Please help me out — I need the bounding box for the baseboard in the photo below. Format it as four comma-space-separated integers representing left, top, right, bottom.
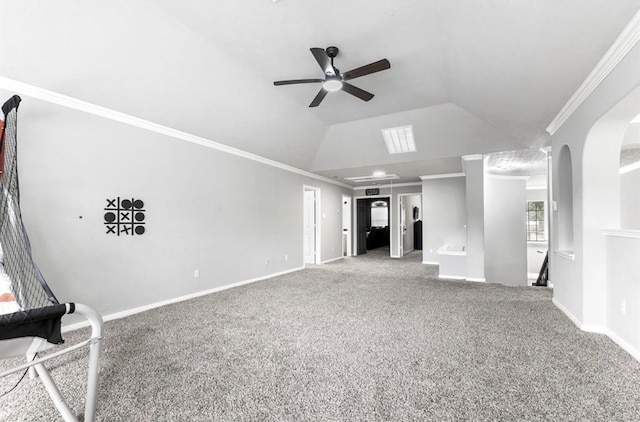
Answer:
423, 261, 439, 265
438, 274, 466, 280
527, 272, 538, 279
466, 277, 486, 283
320, 256, 344, 264
552, 298, 639, 362
605, 329, 640, 363
62, 266, 305, 332
552, 298, 584, 330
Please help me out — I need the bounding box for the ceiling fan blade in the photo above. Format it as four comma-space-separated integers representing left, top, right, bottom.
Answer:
342, 59, 390, 81
342, 82, 374, 102
310, 48, 333, 75
274, 78, 324, 86
309, 88, 328, 107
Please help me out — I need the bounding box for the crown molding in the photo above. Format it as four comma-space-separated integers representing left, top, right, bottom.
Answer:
420, 172, 465, 180
0, 76, 352, 189
352, 181, 422, 190
546, 10, 640, 135
461, 154, 483, 161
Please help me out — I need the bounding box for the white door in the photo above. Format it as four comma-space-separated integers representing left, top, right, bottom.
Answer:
342, 195, 351, 256
303, 190, 316, 264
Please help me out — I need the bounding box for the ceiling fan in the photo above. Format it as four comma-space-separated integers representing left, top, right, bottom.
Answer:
273, 46, 391, 107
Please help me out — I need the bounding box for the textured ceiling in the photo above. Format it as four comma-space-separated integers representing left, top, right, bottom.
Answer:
1, 1, 639, 186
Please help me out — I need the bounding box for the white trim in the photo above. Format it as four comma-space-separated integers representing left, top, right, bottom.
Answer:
461, 154, 483, 161
437, 250, 466, 256
620, 161, 640, 174
602, 229, 640, 239
551, 299, 640, 362
0, 76, 351, 189
397, 192, 423, 259
546, 10, 640, 135
552, 297, 584, 330
438, 274, 467, 280
353, 181, 422, 190
466, 277, 486, 282
606, 329, 640, 363
320, 256, 343, 264
551, 297, 605, 334
437, 245, 466, 256
423, 261, 439, 265
554, 249, 575, 261
63, 266, 305, 332
526, 185, 547, 190
420, 172, 465, 180
527, 272, 539, 279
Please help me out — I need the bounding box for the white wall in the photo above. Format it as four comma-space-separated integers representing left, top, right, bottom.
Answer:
421, 176, 466, 264
484, 176, 527, 286
353, 184, 422, 258
620, 168, 640, 229
4, 92, 350, 320
464, 158, 485, 280
550, 26, 640, 347
605, 232, 640, 360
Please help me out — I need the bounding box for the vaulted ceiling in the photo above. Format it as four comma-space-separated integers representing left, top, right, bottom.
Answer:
1, 1, 639, 185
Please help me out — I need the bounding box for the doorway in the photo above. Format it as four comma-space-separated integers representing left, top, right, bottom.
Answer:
398, 194, 422, 257
303, 186, 321, 265
355, 197, 391, 256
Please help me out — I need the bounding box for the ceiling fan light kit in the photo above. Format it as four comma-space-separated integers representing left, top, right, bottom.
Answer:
274, 46, 391, 107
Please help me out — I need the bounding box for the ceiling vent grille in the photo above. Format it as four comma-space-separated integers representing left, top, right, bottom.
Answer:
382, 125, 416, 154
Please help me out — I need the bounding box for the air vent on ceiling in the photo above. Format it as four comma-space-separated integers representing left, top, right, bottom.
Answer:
382, 125, 416, 154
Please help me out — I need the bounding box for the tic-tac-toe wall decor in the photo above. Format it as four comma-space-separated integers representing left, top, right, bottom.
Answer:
104, 197, 146, 236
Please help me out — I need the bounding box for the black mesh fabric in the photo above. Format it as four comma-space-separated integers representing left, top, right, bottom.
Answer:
0, 304, 67, 344
0, 95, 65, 344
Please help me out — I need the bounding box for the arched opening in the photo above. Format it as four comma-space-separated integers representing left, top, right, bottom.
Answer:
580, 83, 640, 338
619, 118, 640, 229
556, 145, 574, 254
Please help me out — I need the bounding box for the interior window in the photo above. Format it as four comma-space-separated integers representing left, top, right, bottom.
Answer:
526, 201, 546, 241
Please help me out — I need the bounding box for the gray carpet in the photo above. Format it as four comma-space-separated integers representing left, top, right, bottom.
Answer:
1, 248, 640, 421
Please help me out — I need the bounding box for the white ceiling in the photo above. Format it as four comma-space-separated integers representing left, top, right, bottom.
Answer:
1, 0, 639, 185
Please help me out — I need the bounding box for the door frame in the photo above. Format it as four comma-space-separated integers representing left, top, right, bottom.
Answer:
342, 195, 352, 257
397, 193, 422, 258
303, 185, 321, 265
353, 195, 391, 257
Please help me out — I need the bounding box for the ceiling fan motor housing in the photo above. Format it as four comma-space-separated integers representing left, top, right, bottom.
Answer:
325, 46, 339, 58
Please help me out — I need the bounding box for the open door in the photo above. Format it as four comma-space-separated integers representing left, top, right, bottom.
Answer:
342, 195, 352, 256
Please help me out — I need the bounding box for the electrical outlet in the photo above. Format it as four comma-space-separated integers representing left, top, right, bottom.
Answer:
265, 257, 270, 265
194, 269, 200, 279
621, 300, 626, 315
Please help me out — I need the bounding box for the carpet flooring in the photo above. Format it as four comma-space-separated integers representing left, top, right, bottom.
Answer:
1, 248, 639, 421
